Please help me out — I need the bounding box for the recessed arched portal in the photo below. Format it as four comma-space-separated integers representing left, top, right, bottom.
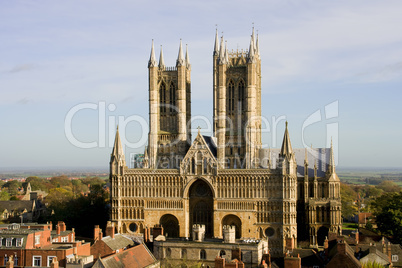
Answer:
222, 214, 242, 239
189, 179, 214, 238
317, 226, 329, 246
160, 214, 179, 238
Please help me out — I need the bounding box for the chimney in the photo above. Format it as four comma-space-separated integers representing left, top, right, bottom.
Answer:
355, 230, 359, 244
337, 240, 346, 255
50, 257, 59, 268
232, 248, 241, 261
286, 237, 294, 251
215, 256, 225, 268
284, 254, 301, 268
6, 256, 14, 268
261, 251, 271, 268
60, 222, 66, 232
144, 227, 148, 242
106, 221, 115, 239
324, 236, 329, 258
260, 260, 268, 268
56, 224, 61, 235
94, 225, 102, 241
387, 242, 392, 263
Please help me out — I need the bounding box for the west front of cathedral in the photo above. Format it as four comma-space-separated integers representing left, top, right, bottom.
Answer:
109, 29, 342, 257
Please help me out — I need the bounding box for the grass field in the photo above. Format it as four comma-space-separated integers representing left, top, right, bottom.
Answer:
343, 222, 358, 230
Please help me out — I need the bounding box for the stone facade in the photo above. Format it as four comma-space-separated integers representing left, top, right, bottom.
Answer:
109, 29, 342, 257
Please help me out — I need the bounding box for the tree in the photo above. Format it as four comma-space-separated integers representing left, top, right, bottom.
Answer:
340, 183, 358, 219
372, 191, 402, 244
377, 180, 400, 193
0, 190, 9, 201
25, 176, 50, 192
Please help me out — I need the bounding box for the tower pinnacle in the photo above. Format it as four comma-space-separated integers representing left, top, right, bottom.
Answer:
158, 45, 165, 69
176, 39, 185, 67
185, 44, 191, 68
214, 28, 219, 56
148, 40, 157, 68
218, 36, 225, 64
280, 121, 293, 158
328, 138, 336, 174
248, 34, 255, 63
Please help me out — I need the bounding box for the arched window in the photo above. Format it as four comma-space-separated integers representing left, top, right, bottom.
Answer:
228, 80, 235, 112
322, 184, 325, 198
238, 80, 245, 111
219, 250, 226, 257
200, 249, 206, 260
160, 82, 166, 114
181, 249, 187, 259
166, 248, 171, 258
169, 82, 176, 114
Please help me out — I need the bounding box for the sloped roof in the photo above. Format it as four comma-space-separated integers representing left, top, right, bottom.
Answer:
260, 148, 330, 177
202, 135, 217, 158
292, 248, 324, 267
101, 234, 134, 251
0, 200, 35, 213
93, 243, 158, 268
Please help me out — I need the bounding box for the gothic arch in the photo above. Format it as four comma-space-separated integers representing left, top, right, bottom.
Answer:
160, 214, 180, 238
188, 179, 214, 238
222, 214, 242, 239
317, 226, 329, 246
183, 177, 215, 198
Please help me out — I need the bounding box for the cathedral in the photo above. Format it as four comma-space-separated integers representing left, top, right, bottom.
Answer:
109, 29, 342, 257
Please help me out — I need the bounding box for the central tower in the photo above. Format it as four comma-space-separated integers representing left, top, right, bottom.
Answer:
213, 29, 262, 169
147, 40, 192, 169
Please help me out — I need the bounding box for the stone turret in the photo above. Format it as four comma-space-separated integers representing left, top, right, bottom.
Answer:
223, 225, 236, 243
192, 224, 205, 242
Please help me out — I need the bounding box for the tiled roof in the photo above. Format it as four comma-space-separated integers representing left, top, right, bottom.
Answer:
102, 234, 134, 251
0, 200, 35, 213
94, 243, 158, 268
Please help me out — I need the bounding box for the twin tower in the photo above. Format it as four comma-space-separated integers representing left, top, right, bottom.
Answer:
146, 29, 262, 169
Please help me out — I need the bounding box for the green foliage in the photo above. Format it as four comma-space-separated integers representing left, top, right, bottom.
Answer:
0, 190, 10, 201
9, 196, 19, 201
377, 180, 400, 193
43, 185, 109, 238
362, 261, 386, 268
372, 191, 402, 244
341, 183, 358, 219
50, 175, 71, 188
25, 176, 51, 192
3, 180, 22, 195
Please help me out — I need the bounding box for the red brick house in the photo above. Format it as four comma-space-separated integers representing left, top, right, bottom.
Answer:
90, 222, 134, 260
0, 221, 91, 267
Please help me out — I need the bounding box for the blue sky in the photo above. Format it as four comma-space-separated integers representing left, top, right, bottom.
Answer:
1, 0, 401, 169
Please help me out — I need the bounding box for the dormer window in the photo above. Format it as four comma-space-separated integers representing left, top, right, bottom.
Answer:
16, 238, 23, 247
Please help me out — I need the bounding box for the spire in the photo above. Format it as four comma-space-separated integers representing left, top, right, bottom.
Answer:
224, 41, 229, 65
251, 26, 256, 50
248, 34, 255, 63
185, 44, 190, 68
148, 40, 157, 68
304, 148, 309, 165
280, 121, 293, 158
176, 39, 185, 67
219, 36, 225, 64
158, 45, 165, 69
255, 33, 260, 57
214, 28, 219, 56
111, 126, 124, 159
268, 148, 271, 169
328, 138, 336, 174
